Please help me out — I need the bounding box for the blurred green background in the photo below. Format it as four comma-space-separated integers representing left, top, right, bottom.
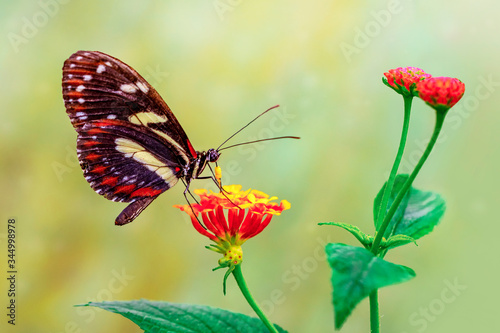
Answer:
0, 0, 497, 332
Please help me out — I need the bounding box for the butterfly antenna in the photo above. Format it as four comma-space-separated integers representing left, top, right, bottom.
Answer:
217, 105, 280, 151
218, 136, 300, 151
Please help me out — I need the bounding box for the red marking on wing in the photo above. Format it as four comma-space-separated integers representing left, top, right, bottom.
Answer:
66, 91, 83, 99
101, 176, 119, 187
93, 120, 120, 127
83, 140, 100, 147
174, 167, 181, 173
66, 68, 92, 75
72, 105, 85, 113
85, 153, 101, 161
115, 184, 136, 194
87, 128, 107, 135
130, 187, 163, 198
92, 165, 108, 174
65, 79, 84, 85
187, 140, 197, 158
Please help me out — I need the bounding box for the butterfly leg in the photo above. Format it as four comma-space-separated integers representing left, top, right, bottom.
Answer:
196, 173, 242, 210
181, 179, 207, 229
181, 178, 200, 204
207, 163, 225, 192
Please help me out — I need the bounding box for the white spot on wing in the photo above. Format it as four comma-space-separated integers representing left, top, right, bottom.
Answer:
76, 112, 87, 120
76, 56, 83, 60
120, 84, 137, 94
70, 64, 76, 68
76, 85, 85, 92
68, 74, 73, 79
78, 98, 85, 104
96, 64, 105, 73
83, 75, 92, 81
107, 114, 117, 119
105, 61, 112, 66
136, 81, 149, 93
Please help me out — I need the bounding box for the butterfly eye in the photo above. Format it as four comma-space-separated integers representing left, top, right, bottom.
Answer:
207, 149, 221, 163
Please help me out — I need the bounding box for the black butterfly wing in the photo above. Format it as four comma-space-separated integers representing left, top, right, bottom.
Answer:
77, 119, 185, 225
62, 50, 198, 160
62, 51, 196, 225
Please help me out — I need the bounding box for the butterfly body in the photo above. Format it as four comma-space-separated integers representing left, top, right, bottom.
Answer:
62, 51, 219, 225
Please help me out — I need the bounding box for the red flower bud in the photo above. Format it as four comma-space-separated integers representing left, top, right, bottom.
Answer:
416, 77, 465, 112
383, 67, 431, 96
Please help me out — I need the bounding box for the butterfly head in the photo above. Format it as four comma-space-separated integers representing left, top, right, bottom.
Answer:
206, 148, 221, 163
188, 148, 221, 181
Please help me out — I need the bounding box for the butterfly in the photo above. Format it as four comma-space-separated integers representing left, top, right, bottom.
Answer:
61, 51, 223, 225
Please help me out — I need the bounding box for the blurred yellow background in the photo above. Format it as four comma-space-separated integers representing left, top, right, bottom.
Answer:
0, 1, 497, 332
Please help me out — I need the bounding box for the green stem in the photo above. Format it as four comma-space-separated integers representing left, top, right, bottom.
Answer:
232, 265, 279, 333
371, 110, 447, 254
373, 96, 413, 253
369, 290, 380, 333
369, 97, 412, 333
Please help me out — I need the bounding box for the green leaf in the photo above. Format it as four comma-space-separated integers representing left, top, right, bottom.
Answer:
319, 222, 373, 248
381, 234, 417, 250
374, 174, 411, 233
79, 299, 287, 333
325, 243, 415, 329
374, 174, 446, 244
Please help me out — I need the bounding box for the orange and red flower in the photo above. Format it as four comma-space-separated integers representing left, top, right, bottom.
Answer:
174, 184, 290, 266
416, 76, 465, 112
383, 67, 431, 97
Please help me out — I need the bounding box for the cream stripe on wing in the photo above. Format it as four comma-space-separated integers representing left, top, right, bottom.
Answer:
127, 112, 190, 164
115, 138, 179, 185
129, 112, 168, 126
151, 129, 189, 164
